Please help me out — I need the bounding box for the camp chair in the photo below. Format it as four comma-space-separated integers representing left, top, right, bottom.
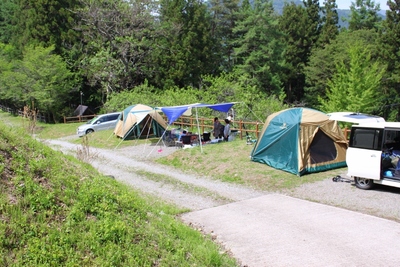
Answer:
201, 132, 211, 142
181, 135, 192, 145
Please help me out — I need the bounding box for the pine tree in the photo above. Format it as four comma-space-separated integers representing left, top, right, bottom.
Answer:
319, 43, 385, 113
232, 0, 285, 95
347, 0, 382, 31
379, 0, 400, 119
154, 0, 216, 89
279, 0, 321, 103
318, 0, 339, 47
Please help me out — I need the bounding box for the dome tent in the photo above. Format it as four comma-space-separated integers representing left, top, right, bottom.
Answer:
250, 108, 348, 176
114, 104, 167, 139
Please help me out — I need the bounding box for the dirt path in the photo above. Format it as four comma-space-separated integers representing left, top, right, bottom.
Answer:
44, 138, 265, 210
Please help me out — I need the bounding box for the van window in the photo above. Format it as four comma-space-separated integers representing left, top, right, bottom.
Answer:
350, 128, 382, 150
383, 130, 400, 150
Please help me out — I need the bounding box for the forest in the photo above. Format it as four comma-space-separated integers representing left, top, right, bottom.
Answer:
0, 0, 400, 122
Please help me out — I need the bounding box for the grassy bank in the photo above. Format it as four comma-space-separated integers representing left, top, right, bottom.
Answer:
0, 117, 238, 266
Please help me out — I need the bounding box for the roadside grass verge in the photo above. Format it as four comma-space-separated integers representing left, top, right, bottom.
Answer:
0, 120, 238, 266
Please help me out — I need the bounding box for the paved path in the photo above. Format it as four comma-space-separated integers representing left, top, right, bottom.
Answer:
181, 194, 400, 267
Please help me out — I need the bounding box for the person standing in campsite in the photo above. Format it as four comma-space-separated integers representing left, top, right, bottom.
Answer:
224, 118, 231, 142
213, 117, 222, 139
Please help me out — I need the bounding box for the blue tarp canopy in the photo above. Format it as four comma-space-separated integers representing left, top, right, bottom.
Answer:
160, 103, 236, 125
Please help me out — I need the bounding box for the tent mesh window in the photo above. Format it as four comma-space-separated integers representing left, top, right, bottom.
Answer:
309, 129, 337, 164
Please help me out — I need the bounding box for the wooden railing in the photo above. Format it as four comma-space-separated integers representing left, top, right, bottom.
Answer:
166, 116, 262, 140
168, 116, 351, 141
63, 114, 96, 123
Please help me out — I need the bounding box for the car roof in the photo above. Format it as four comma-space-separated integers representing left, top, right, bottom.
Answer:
352, 122, 400, 129
327, 112, 385, 124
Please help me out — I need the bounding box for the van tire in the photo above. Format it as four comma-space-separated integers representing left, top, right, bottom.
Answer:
354, 177, 374, 190
86, 129, 94, 135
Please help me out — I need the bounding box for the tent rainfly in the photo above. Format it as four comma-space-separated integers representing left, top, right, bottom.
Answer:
114, 104, 168, 139
250, 107, 348, 176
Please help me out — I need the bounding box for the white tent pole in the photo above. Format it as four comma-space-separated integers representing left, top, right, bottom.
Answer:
114, 124, 137, 150
195, 107, 203, 153
147, 125, 170, 158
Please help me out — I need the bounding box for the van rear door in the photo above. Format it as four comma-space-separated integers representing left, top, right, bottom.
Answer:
347, 127, 383, 180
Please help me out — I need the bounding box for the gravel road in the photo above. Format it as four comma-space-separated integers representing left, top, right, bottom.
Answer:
43, 137, 400, 221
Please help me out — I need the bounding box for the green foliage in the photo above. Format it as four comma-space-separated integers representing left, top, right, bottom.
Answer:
0, 0, 19, 44
279, 0, 321, 102
12, 0, 82, 54
0, 45, 77, 121
208, 0, 241, 72
318, 0, 340, 47
379, 1, 400, 120
305, 29, 383, 108
347, 0, 382, 31
232, 0, 285, 95
0, 119, 238, 266
319, 43, 385, 113
105, 71, 288, 123
154, 0, 217, 89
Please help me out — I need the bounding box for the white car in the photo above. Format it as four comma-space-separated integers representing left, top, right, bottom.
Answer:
347, 122, 400, 190
76, 112, 120, 137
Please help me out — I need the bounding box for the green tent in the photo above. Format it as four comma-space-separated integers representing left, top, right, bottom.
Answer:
250, 108, 348, 176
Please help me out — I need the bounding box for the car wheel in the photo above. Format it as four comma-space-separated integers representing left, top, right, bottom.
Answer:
354, 177, 374, 190
86, 129, 94, 135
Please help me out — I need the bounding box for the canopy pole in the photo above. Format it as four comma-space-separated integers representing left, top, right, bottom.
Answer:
147, 125, 170, 158
114, 124, 137, 150
242, 102, 263, 123
195, 107, 203, 153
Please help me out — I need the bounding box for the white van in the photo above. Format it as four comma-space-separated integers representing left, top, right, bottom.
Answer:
76, 112, 120, 137
347, 122, 400, 190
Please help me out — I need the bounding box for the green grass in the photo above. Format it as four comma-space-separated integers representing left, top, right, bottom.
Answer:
0, 114, 238, 266
155, 138, 347, 192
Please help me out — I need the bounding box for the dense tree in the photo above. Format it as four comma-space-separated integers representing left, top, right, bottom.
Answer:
12, 0, 81, 54
153, 0, 216, 89
318, 0, 339, 47
232, 0, 285, 95
279, 0, 321, 103
0, 45, 76, 121
347, 0, 382, 31
75, 0, 158, 103
208, 0, 241, 72
305, 29, 383, 108
319, 43, 385, 114
379, 0, 400, 120
0, 0, 18, 44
